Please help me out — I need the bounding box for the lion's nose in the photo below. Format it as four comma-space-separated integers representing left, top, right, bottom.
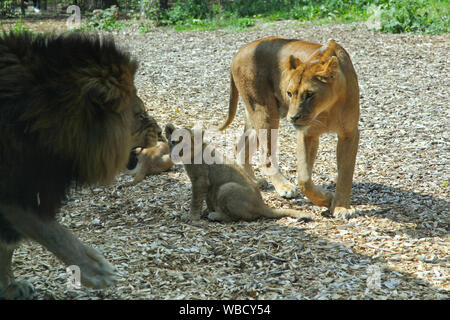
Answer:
290, 114, 301, 122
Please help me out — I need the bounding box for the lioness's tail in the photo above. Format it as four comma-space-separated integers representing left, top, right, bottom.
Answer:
260, 206, 314, 221
219, 71, 239, 131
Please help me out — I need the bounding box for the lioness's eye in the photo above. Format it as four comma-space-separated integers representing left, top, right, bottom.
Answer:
287, 91, 292, 98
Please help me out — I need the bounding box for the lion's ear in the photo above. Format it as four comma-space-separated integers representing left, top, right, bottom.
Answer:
285, 55, 302, 70
83, 80, 125, 114
315, 56, 338, 83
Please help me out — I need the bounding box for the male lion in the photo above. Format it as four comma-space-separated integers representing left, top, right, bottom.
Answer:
0, 32, 161, 299
219, 37, 360, 219
165, 124, 313, 223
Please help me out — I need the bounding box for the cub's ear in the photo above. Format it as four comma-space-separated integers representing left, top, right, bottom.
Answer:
285, 55, 302, 70
315, 56, 338, 83
164, 123, 176, 140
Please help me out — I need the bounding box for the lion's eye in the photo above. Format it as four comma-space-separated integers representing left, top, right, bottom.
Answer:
287, 91, 292, 98
305, 91, 314, 99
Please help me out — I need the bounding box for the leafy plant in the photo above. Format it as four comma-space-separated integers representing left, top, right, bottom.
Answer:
13, 19, 29, 33
376, 0, 449, 34
138, 0, 448, 34
83, 6, 128, 31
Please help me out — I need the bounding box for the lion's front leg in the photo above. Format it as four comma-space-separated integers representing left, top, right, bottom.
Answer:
0, 204, 115, 290
0, 244, 35, 300
331, 129, 359, 219
296, 130, 333, 207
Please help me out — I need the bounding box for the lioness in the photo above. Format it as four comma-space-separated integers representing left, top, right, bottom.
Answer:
219, 37, 360, 219
165, 124, 313, 223
126, 140, 174, 186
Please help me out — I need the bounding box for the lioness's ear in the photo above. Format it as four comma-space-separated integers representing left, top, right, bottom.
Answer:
315, 56, 338, 83
285, 55, 302, 70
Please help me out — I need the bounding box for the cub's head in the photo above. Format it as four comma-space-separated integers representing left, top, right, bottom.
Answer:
164, 123, 194, 152
284, 40, 342, 128
165, 124, 206, 165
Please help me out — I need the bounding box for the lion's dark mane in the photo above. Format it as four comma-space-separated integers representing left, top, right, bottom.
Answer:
0, 32, 137, 243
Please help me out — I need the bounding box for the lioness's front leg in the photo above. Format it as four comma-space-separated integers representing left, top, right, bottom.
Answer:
0, 204, 115, 289
296, 130, 333, 207
331, 130, 359, 219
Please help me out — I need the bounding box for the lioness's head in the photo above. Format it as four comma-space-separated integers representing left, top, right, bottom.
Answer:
284, 40, 342, 128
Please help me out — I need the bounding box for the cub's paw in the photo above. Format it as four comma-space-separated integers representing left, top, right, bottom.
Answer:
207, 211, 232, 223
181, 213, 201, 222
78, 246, 116, 289
332, 207, 357, 220
274, 183, 298, 199
0, 280, 35, 300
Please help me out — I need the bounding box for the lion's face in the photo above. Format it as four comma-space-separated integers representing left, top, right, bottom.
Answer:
284, 53, 340, 129
128, 95, 161, 151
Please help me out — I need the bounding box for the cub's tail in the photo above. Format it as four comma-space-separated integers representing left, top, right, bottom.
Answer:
260, 206, 314, 222
219, 71, 239, 131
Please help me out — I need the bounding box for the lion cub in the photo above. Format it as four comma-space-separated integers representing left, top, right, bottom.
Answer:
126, 140, 173, 186
165, 124, 313, 223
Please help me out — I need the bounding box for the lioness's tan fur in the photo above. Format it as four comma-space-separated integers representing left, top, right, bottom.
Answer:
127, 141, 174, 186
220, 37, 360, 219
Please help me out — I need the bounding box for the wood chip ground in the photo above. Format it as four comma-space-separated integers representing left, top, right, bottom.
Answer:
3, 19, 448, 300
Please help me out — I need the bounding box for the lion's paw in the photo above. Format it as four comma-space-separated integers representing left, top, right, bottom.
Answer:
0, 280, 35, 300
78, 246, 116, 289
275, 183, 298, 199
333, 207, 357, 220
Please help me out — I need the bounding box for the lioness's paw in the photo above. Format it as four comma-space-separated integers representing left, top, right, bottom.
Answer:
0, 280, 35, 300
333, 207, 357, 220
79, 246, 116, 289
275, 183, 298, 199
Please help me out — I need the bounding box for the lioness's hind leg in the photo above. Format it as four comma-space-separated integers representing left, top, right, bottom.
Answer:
240, 101, 297, 198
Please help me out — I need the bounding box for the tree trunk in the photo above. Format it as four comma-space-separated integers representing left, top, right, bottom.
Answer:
159, 0, 168, 10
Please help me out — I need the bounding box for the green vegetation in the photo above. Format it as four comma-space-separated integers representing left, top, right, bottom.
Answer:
82, 6, 129, 31
12, 18, 29, 33
138, 0, 448, 34
1, 0, 447, 34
